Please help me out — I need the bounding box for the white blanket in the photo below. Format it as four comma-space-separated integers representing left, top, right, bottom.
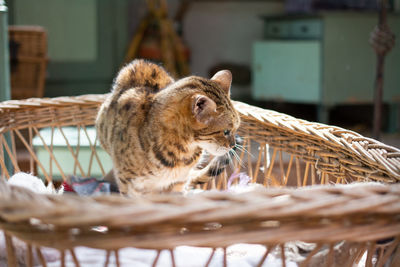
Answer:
0, 234, 296, 267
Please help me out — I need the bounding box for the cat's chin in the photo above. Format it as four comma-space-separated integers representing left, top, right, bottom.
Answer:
208, 147, 230, 157
197, 142, 229, 156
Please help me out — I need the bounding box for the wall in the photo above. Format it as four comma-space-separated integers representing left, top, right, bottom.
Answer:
7, 0, 284, 98
7, 0, 130, 97
183, 1, 284, 98
184, 1, 283, 77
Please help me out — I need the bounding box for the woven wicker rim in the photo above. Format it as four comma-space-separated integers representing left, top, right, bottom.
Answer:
1, 94, 399, 183
0, 94, 399, 252
1, 180, 400, 250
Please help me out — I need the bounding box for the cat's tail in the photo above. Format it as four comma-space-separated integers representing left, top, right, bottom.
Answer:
112, 59, 175, 94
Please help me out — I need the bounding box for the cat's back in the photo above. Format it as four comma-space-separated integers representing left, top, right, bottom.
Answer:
96, 60, 174, 153
113, 59, 174, 94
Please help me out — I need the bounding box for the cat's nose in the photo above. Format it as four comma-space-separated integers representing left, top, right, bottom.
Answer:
230, 135, 242, 150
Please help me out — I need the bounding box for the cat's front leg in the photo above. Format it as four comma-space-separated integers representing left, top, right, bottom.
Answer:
185, 135, 243, 191
184, 153, 231, 191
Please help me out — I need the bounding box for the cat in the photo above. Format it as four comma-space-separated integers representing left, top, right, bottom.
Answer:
96, 59, 240, 196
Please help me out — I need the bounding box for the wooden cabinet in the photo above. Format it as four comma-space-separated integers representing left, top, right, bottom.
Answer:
253, 13, 400, 123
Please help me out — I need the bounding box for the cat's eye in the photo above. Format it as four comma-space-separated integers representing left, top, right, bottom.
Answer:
223, 130, 230, 136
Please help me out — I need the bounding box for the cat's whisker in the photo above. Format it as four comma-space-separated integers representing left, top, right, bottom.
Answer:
235, 144, 254, 158
224, 152, 234, 170
234, 145, 247, 155
235, 152, 244, 166
227, 153, 235, 168
231, 150, 239, 162
232, 148, 240, 160
213, 160, 222, 179
235, 143, 247, 151
230, 149, 244, 167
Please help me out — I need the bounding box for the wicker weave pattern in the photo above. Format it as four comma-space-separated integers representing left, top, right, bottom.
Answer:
0, 95, 104, 132
0, 94, 400, 266
0, 94, 398, 183
235, 102, 400, 184
0, 181, 399, 248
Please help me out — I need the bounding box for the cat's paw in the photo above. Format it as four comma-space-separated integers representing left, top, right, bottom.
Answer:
183, 181, 195, 192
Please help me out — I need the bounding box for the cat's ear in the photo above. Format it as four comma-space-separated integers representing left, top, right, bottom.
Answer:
211, 70, 232, 96
192, 94, 217, 124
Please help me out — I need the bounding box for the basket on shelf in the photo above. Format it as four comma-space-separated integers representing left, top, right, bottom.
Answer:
0, 94, 399, 267
8, 26, 48, 100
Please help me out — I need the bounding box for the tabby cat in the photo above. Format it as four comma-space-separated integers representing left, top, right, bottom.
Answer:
96, 59, 240, 196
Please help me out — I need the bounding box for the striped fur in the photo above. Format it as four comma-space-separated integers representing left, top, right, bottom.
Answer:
96, 59, 240, 196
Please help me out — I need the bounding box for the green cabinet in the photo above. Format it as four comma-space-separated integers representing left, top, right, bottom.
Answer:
264, 18, 322, 39
253, 40, 321, 103
253, 13, 400, 123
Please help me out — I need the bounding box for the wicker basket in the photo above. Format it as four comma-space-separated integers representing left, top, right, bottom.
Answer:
0, 94, 399, 267
8, 26, 48, 100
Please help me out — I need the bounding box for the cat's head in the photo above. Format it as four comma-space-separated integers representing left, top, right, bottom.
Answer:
188, 70, 241, 156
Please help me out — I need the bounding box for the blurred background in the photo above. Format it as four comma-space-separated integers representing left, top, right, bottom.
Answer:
1, 0, 400, 144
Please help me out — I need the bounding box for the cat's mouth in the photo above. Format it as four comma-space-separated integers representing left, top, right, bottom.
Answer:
197, 141, 232, 156
215, 146, 231, 156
